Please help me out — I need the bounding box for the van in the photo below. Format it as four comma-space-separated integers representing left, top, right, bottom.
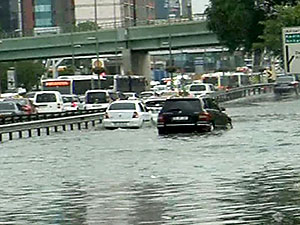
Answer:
33, 91, 64, 113
84, 90, 119, 110
188, 83, 216, 97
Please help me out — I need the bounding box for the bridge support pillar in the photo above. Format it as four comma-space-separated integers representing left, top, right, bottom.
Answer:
122, 49, 151, 85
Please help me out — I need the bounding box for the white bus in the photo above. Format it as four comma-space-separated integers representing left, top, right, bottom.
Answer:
41, 75, 147, 96
201, 72, 251, 90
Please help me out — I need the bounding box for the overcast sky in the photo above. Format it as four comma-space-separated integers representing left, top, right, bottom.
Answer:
192, 0, 210, 13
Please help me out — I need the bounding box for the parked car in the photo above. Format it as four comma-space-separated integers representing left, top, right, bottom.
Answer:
157, 97, 231, 135
201, 97, 232, 129
62, 95, 84, 111
274, 74, 300, 96
3, 98, 37, 115
33, 91, 64, 113
102, 100, 152, 129
188, 83, 216, 97
84, 90, 119, 110
0, 101, 26, 117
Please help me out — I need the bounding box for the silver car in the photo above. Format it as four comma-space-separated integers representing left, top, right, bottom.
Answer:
0, 101, 26, 116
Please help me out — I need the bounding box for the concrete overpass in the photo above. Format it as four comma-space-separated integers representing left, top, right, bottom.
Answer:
0, 21, 220, 79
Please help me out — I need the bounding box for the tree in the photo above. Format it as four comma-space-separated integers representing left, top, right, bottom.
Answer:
74, 21, 98, 32
206, 0, 265, 52
260, 3, 300, 57
15, 61, 45, 91
206, 0, 298, 52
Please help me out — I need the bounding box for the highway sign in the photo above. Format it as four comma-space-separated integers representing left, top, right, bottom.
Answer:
283, 27, 300, 74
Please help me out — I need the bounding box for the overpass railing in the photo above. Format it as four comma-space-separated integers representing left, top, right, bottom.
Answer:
0, 14, 207, 40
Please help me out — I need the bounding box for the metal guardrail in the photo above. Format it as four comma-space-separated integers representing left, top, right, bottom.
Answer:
0, 108, 105, 125
0, 112, 104, 142
0, 83, 274, 142
212, 83, 274, 102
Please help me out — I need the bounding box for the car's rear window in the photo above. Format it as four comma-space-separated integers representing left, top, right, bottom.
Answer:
36, 93, 57, 103
189, 85, 206, 91
162, 99, 203, 113
145, 100, 165, 108
86, 92, 107, 104
0, 102, 16, 110
62, 96, 78, 103
109, 103, 136, 110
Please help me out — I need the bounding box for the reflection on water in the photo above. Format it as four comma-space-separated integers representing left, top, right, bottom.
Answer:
217, 165, 300, 224
2, 98, 300, 224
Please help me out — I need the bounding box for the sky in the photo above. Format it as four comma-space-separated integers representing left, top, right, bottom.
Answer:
192, 0, 210, 13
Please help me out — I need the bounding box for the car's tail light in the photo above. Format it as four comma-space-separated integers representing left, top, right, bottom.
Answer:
198, 112, 211, 121
71, 101, 78, 108
157, 114, 165, 123
132, 112, 139, 118
57, 103, 61, 109
22, 105, 31, 111
104, 112, 110, 119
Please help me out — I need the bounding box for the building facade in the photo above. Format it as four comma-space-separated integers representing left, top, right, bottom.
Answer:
0, 0, 19, 34
155, 0, 192, 20
74, 0, 155, 28
19, 0, 75, 36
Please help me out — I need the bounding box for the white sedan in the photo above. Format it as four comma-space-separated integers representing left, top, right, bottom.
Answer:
102, 100, 152, 129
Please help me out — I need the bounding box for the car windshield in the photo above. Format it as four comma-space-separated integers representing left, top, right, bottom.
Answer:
162, 99, 202, 113
86, 92, 107, 104
109, 103, 136, 110
36, 93, 57, 103
190, 85, 206, 91
0, 102, 16, 110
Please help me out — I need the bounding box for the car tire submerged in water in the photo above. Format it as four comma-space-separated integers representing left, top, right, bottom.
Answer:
158, 128, 166, 135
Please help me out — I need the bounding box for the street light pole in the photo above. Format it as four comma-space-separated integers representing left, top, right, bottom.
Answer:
113, 0, 118, 74
168, 1, 174, 89
94, 0, 101, 89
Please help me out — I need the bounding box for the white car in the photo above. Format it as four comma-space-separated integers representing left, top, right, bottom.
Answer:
102, 100, 152, 129
62, 95, 84, 111
33, 91, 64, 113
144, 98, 166, 123
123, 92, 139, 100
188, 83, 216, 97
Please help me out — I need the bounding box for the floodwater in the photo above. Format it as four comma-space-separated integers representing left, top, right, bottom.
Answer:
1, 95, 300, 224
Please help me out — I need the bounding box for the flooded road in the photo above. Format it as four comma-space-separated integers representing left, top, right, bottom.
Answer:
1, 97, 300, 224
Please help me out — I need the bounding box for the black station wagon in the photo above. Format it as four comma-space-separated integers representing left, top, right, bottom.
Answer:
157, 97, 232, 135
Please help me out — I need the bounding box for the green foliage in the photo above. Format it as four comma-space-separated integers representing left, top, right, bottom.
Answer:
206, 0, 265, 52
260, 3, 300, 56
74, 21, 98, 32
206, 0, 298, 53
15, 61, 45, 91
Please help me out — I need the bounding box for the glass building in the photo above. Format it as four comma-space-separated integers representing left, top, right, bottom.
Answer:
34, 0, 53, 27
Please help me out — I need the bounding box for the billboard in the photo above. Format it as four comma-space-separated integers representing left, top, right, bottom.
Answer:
283, 26, 300, 74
